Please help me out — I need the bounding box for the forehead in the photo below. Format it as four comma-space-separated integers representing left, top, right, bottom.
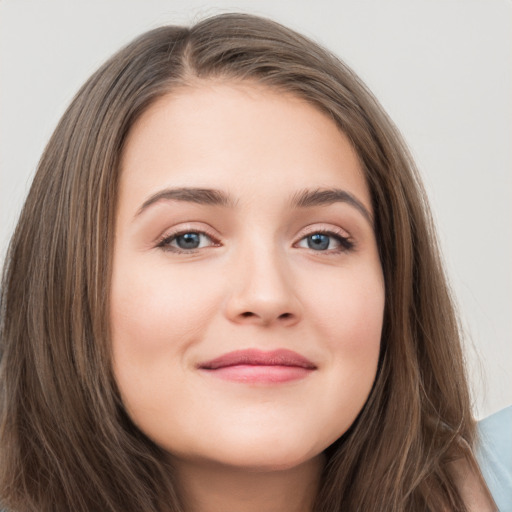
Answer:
119, 81, 371, 213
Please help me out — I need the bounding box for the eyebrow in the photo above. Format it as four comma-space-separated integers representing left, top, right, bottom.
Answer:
134, 186, 372, 225
135, 187, 236, 217
290, 188, 373, 225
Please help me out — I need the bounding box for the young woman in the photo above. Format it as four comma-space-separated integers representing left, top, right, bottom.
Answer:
0, 13, 498, 512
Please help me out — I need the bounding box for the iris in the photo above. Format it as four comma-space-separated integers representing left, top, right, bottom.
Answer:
307, 233, 330, 250
175, 233, 201, 249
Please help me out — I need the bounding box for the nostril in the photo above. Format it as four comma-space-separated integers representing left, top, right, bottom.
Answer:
236, 311, 295, 322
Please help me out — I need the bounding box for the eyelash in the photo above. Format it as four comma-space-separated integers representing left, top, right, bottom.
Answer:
156, 228, 355, 255
156, 227, 221, 254
296, 228, 355, 253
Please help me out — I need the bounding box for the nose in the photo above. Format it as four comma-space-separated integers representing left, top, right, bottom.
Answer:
224, 245, 301, 327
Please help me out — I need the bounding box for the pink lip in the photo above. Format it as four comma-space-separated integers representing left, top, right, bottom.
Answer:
198, 349, 316, 384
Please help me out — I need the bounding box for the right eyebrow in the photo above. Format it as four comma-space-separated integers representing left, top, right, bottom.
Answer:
134, 187, 236, 218
290, 187, 373, 226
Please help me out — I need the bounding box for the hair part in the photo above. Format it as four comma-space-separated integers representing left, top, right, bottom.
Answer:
0, 13, 493, 511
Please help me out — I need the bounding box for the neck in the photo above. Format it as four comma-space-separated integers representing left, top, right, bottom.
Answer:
173, 454, 325, 512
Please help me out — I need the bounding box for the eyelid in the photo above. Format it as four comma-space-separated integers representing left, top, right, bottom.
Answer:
293, 224, 355, 252
295, 224, 352, 243
155, 224, 221, 252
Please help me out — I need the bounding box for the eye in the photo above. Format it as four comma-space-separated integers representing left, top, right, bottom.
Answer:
296, 231, 354, 252
157, 230, 219, 253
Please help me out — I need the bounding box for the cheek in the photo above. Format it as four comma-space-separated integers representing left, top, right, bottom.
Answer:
305, 263, 384, 353
111, 260, 218, 352
302, 265, 384, 433
109, 259, 222, 411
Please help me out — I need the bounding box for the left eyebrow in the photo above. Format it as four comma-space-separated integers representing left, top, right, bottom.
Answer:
134, 187, 236, 218
290, 188, 373, 226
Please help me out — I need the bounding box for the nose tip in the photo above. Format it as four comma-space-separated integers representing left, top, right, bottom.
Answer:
224, 256, 301, 327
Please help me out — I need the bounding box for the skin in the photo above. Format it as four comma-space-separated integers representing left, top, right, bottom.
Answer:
111, 81, 385, 512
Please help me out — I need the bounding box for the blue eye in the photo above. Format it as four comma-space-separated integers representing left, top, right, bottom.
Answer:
307, 233, 330, 250
158, 231, 216, 252
175, 233, 202, 249
297, 232, 353, 252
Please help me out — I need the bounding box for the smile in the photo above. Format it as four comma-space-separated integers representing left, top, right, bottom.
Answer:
198, 349, 317, 384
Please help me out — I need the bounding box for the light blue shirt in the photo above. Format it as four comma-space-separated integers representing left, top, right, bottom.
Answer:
477, 406, 512, 511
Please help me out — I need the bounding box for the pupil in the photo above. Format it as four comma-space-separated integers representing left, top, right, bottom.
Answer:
177, 233, 200, 249
308, 234, 329, 250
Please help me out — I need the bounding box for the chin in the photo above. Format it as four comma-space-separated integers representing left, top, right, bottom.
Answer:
182, 436, 326, 473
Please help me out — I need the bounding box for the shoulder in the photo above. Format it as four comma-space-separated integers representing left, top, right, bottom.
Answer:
477, 405, 512, 512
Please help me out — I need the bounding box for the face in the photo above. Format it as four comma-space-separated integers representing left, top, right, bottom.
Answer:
111, 82, 385, 471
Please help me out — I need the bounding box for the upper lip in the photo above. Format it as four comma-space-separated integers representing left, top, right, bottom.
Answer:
198, 349, 317, 370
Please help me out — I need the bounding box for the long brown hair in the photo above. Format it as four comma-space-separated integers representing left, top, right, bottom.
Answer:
0, 13, 492, 511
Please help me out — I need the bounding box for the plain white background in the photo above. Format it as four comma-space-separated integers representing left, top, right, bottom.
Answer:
0, 0, 510, 419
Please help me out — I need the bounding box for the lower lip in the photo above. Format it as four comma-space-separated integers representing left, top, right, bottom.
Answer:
200, 364, 314, 383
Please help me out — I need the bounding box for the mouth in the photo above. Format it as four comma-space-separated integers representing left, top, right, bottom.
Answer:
198, 348, 317, 384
